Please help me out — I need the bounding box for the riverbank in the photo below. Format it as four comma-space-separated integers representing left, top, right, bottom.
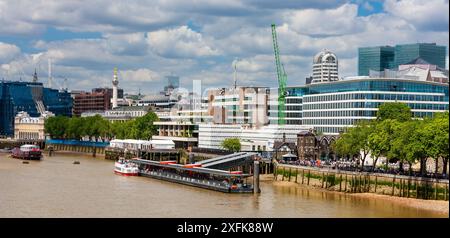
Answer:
272, 180, 449, 216
351, 193, 449, 216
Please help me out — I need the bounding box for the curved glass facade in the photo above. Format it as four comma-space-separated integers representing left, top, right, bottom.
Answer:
270, 78, 449, 134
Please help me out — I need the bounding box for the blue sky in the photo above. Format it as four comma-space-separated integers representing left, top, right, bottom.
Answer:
0, 0, 448, 94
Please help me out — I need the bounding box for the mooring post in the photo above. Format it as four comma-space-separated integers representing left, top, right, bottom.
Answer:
301, 169, 305, 184
295, 168, 298, 183
434, 180, 438, 200
344, 174, 348, 192
321, 172, 325, 188
288, 167, 292, 182
391, 176, 396, 196
407, 178, 411, 198
253, 160, 260, 193
374, 176, 377, 193
416, 179, 419, 199
307, 171, 310, 186
339, 174, 342, 192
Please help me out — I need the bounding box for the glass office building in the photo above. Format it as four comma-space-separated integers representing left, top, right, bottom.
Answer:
358, 43, 447, 76
358, 46, 395, 76
394, 43, 447, 69
269, 77, 449, 134
0, 81, 72, 136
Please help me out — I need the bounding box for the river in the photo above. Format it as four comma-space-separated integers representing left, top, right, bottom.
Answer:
0, 153, 445, 218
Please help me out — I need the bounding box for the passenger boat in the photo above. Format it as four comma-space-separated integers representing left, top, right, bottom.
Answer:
11, 144, 42, 160
114, 158, 139, 176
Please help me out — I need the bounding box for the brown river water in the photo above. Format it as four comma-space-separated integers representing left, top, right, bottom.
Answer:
0, 153, 445, 218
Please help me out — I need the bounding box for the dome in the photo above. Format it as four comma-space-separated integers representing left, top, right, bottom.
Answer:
313, 49, 338, 64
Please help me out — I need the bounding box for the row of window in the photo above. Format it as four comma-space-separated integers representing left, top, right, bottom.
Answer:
303, 118, 360, 126
304, 93, 446, 103
303, 110, 377, 118
303, 101, 448, 110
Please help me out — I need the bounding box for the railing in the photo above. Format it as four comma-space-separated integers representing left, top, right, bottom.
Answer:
46, 139, 109, 147
141, 170, 231, 190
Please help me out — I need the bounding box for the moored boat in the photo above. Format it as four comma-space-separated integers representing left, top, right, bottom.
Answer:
114, 158, 139, 176
11, 144, 42, 160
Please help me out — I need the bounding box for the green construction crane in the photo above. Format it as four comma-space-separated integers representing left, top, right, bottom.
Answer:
271, 24, 287, 125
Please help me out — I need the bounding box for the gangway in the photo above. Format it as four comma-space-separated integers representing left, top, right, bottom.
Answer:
195, 152, 247, 166
200, 152, 258, 170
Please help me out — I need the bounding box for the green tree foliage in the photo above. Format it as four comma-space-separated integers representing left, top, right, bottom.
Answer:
333, 120, 373, 170
44, 116, 69, 139
221, 138, 241, 152
44, 112, 159, 141
336, 101, 448, 176
376, 102, 412, 122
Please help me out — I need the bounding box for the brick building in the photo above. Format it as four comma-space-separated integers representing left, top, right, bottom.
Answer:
73, 92, 111, 116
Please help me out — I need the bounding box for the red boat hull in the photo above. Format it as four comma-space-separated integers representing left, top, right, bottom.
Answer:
11, 149, 42, 160
114, 170, 138, 176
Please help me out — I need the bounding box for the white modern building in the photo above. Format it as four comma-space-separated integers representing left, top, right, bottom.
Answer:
198, 124, 311, 151
207, 86, 269, 127
312, 49, 339, 83
269, 77, 449, 135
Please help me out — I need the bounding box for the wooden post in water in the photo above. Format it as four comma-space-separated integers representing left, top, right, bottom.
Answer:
301, 169, 305, 184
282, 166, 285, 181
339, 174, 342, 192
307, 171, 310, 186
374, 176, 378, 193
416, 179, 419, 199
407, 179, 411, 198
434, 180, 438, 200
288, 168, 292, 182
295, 169, 298, 183
391, 176, 396, 196
321, 172, 325, 188
345, 174, 348, 192
425, 180, 428, 200
399, 179, 403, 197
445, 185, 448, 201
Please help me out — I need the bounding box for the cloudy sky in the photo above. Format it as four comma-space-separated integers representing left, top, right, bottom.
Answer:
0, 0, 448, 94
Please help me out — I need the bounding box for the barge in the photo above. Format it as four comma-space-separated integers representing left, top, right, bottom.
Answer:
130, 158, 255, 193
11, 144, 42, 160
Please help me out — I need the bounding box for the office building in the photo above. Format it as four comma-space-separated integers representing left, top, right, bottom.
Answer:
358, 43, 446, 76
269, 77, 448, 135
358, 46, 395, 76
312, 49, 339, 83
0, 81, 72, 136
73, 91, 111, 116
394, 43, 446, 69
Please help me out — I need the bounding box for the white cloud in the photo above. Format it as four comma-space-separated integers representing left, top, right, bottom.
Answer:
284, 4, 365, 36
148, 26, 220, 58
384, 0, 449, 31
0, 42, 21, 63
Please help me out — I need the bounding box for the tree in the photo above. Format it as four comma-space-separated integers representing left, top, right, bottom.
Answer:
66, 117, 84, 140
221, 138, 241, 152
44, 116, 69, 139
332, 129, 359, 161
133, 112, 159, 140
420, 112, 449, 176
377, 102, 412, 122
333, 120, 373, 171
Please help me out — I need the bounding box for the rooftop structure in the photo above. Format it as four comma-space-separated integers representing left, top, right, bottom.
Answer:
312, 49, 339, 83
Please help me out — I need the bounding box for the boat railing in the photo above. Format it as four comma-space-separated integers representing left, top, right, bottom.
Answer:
141, 170, 232, 189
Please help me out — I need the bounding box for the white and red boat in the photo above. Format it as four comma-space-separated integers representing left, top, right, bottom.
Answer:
114, 158, 139, 176
11, 144, 42, 160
